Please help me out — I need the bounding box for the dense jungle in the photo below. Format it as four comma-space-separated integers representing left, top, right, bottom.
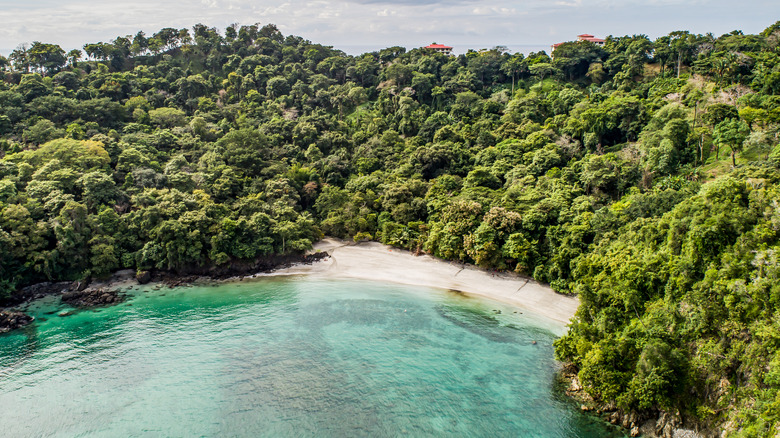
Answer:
2, 21, 780, 435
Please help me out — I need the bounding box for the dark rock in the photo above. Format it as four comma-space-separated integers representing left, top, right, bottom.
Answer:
136, 270, 152, 284
70, 278, 90, 292
0, 310, 34, 333
61, 288, 125, 308
12, 282, 70, 305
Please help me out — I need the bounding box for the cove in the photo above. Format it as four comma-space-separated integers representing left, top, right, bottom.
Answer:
0, 277, 624, 437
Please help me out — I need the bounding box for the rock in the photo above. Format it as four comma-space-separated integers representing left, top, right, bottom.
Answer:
303, 251, 329, 263
70, 278, 90, 292
136, 270, 152, 284
0, 310, 34, 333
638, 419, 656, 437
61, 288, 125, 308
15, 282, 70, 303
630, 426, 640, 437
111, 269, 136, 281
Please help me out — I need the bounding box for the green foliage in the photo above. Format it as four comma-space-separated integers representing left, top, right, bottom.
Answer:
148, 107, 186, 127
1, 23, 780, 433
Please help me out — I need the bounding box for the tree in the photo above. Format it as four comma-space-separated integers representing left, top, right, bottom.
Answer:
217, 128, 269, 175
131, 31, 148, 55
9, 44, 30, 72
500, 54, 526, 94
77, 171, 119, 209
668, 31, 694, 78
713, 118, 750, 166
148, 107, 186, 127
83, 42, 112, 61
529, 63, 558, 82
67, 49, 82, 67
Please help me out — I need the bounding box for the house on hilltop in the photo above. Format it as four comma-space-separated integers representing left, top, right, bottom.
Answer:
551, 34, 605, 57
424, 43, 453, 56
575, 34, 605, 45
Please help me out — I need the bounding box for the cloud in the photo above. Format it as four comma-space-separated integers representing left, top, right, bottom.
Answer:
472, 6, 517, 15
553, 0, 581, 7
344, 0, 471, 5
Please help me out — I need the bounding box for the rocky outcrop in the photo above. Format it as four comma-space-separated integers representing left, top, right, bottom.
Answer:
136, 270, 152, 284
61, 288, 125, 308
70, 278, 90, 292
0, 311, 34, 333
560, 364, 713, 438
12, 282, 71, 304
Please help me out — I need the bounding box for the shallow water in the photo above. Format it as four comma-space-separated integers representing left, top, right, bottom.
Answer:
0, 277, 624, 437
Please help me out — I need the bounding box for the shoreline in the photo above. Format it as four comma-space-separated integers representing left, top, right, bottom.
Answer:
252, 238, 579, 326
4, 238, 578, 331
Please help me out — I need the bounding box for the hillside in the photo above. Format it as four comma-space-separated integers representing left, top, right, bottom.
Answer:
2, 22, 780, 435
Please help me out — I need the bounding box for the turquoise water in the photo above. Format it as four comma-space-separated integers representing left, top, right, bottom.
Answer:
0, 277, 624, 437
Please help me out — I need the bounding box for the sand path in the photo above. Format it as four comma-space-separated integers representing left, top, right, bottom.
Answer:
261, 238, 579, 326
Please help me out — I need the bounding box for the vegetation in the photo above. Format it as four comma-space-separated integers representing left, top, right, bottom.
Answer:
2, 21, 780, 434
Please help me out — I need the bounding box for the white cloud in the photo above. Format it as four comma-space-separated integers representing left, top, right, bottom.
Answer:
553, 0, 581, 7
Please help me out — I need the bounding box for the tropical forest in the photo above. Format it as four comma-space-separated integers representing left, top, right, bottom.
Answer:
2, 20, 780, 436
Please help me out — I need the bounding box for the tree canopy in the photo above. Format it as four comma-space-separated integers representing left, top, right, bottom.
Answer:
2, 21, 780, 435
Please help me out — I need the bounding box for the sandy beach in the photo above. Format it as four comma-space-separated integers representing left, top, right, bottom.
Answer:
259, 238, 579, 326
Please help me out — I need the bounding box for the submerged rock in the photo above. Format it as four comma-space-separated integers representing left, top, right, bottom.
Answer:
0, 310, 34, 333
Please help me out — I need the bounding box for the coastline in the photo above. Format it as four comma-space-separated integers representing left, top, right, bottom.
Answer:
3, 238, 578, 332
252, 238, 579, 327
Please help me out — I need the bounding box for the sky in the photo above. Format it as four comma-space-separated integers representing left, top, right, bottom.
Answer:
0, 0, 778, 56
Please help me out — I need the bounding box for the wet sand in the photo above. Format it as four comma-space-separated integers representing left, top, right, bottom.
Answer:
260, 238, 579, 326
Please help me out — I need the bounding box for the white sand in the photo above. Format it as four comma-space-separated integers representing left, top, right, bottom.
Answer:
259, 238, 579, 326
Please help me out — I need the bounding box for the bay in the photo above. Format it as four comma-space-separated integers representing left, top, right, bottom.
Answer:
0, 277, 624, 437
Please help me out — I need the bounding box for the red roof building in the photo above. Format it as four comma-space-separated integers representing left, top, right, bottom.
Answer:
576, 34, 606, 44
424, 43, 453, 56
551, 34, 605, 57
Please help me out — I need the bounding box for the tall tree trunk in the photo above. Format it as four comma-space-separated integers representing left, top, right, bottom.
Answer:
677, 51, 682, 79
700, 134, 705, 164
